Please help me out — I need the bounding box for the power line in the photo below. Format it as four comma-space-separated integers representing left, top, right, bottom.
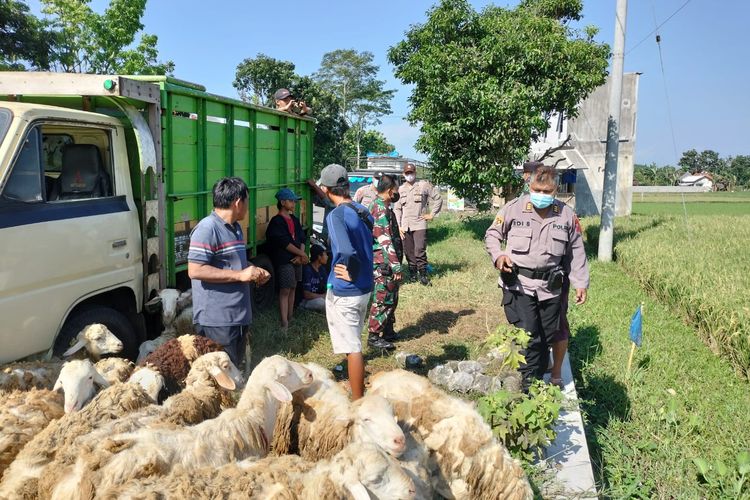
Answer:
651, 3, 680, 164
626, 0, 694, 55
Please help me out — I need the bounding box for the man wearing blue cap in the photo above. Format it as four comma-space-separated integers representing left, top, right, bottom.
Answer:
267, 187, 308, 329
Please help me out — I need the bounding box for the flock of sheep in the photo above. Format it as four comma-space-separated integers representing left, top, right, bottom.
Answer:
0, 290, 533, 499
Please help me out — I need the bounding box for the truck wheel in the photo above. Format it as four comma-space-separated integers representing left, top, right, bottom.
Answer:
55, 306, 140, 361
250, 254, 275, 314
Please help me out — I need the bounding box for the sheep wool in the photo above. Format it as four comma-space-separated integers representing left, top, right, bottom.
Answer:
48, 356, 313, 498
94, 358, 134, 385
0, 382, 153, 499
0, 361, 62, 392
99, 442, 414, 500
369, 369, 533, 500
0, 388, 64, 475
139, 334, 224, 398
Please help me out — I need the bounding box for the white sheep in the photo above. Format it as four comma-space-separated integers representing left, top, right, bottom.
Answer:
368, 369, 533, 500
94, 358, 134, 385
61, 323, 124, 360
35, 352, 241, 497
98, 442, 416, 500
0, 370, 162, 498
48, 355, 313, 499
0, 360, 107, 476
0, 325, 123, 393
272, 364, 406, 460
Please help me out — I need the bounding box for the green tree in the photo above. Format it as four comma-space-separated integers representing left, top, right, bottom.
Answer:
290, 76, 349, 176
388, 0, 609, 204
343, 128, 395, 162
41, 0, 173, 74
314, 49, 395, 169
0, 0, 55, 70
233, 53, 296, 106
728, 155, 750, 188
679, 149, 725, 175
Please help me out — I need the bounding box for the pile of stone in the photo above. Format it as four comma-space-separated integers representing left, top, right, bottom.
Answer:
426, 348, 522, 395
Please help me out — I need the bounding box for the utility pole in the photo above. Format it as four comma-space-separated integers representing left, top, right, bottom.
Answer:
598, 0, 628, 262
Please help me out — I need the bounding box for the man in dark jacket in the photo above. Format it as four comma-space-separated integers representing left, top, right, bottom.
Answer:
266, 188, 308, 329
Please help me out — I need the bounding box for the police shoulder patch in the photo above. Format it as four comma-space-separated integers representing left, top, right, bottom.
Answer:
524, 202, 533, 212
494, 214, 504, 226
574, 215, 582, 234
552, 204, 560, 214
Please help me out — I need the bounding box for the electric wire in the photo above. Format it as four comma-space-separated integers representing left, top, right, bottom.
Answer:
626, 0, 694, 55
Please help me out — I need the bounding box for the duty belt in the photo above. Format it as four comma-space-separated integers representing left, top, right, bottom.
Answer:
515, 266, 554, 280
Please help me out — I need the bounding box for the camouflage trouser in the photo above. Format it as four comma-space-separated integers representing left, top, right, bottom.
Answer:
368, 270, 400, 336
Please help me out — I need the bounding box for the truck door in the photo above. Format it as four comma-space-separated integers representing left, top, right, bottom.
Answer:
0, 121, 141, 363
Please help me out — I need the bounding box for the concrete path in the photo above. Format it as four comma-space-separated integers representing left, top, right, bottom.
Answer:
543, 352, 598, 499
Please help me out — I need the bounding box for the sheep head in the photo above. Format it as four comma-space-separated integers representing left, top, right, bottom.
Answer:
63, 323, 123, 360
350, 394, 406, 457
332, 443, 416, 500
53, 359, 109, 413
242, 356, 313, 406
158, 288, 181, 327
186, 351, 243, 390
128, 366, 165, 402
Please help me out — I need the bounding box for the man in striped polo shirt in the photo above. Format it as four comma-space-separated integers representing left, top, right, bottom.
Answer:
187, 177, 270, 367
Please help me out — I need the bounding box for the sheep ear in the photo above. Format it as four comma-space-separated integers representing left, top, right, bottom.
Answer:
267, 381, 292, 402
63, 338, 87, 357
209, 365, 236, 391
52, 376, 63, 392
345, 482, 370, 500
93, 370, 110, 388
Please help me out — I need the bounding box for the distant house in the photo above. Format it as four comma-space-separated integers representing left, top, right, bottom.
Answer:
678, 173, 713, 189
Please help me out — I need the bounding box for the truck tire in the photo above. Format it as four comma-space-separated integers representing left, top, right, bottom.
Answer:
54, 306, 140, 361
250, 254, 275, 314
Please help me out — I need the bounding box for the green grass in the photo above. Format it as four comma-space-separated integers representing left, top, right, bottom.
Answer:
568, 259, 750, 498
243, 211, 750, 498
605, 216, 750, 379
632, 191, 750, 216
247, 212, 503, 376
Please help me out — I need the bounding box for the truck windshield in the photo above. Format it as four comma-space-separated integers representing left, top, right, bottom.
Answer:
0, 108, 11, 145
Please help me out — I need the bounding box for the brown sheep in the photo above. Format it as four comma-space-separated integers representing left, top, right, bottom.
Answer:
139, 334, 224, 400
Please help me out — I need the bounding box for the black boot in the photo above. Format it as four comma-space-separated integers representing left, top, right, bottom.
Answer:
368, 334, 395, 350
382, 322, 398, 342
408, 266, 418, 283
418, 270, 431, 286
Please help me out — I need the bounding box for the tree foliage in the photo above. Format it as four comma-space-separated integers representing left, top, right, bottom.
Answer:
0, 0, 55, 70
343, 128, 395, 161
233, 53, 296, 106
41, 0, 173, 74
635, 151, 750, 190
314, 49, 395, 168
388, 0, 609, 202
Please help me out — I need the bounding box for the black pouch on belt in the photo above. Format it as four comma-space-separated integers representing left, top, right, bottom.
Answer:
547, 266, 565, 291
500, 263, 519, 286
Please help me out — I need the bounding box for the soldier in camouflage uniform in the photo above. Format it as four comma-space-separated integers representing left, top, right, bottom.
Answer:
367, 175, 403, 350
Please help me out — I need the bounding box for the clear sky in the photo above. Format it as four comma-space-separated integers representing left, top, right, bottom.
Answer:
28, 0, 750, 166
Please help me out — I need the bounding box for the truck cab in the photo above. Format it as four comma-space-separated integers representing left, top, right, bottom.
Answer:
0, 73, 313, 364
0, 102, 143, 361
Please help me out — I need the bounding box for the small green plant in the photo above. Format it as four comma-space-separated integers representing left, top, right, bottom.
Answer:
478, 380, 563, 462
485, 326, 531, 371
693, 450, 750, 498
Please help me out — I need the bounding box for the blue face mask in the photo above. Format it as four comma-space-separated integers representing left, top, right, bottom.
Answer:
529, 192, 555, 209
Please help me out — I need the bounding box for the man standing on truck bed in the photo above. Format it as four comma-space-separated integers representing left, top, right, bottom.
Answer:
394, 162, 443, 286
187, 177, 271, 368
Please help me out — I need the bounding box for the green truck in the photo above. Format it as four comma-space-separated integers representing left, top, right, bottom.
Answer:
0, 72, 313, 362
